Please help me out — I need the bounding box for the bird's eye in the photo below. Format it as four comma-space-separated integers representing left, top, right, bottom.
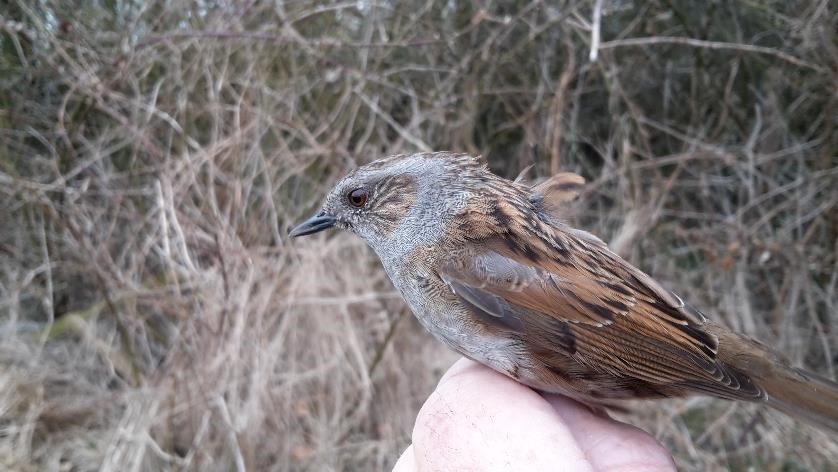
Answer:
347, 188, 368, 208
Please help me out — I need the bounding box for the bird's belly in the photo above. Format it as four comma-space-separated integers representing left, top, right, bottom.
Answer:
395, 279, 529, 378
388, 264, 581, 394
414, 311, 588, 398
398, 277, 599, 398
428, 317, 527, 376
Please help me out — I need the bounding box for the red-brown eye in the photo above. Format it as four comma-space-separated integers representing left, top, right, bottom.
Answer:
347, 188, 368, 207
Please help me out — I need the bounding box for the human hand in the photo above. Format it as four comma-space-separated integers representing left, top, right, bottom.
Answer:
394, 358, 675, 471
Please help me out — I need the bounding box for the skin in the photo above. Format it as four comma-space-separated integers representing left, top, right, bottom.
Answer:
393, 359, 675, 472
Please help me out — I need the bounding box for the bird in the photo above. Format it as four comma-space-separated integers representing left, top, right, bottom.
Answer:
289, 151, 838, 433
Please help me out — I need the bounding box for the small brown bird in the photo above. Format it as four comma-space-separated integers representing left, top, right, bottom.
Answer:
290, 152, 838, 433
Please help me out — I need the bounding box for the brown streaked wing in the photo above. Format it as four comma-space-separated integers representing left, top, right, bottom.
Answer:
438, 242, 764, 400
440, 248, 629, 327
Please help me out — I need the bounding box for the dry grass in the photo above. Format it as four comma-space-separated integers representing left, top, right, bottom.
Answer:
1, 1, 836, 470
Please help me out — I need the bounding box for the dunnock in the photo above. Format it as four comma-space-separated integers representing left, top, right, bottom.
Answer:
290, 152, 837, 433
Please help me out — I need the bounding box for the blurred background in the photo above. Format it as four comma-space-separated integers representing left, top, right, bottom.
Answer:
1, 1, 836, 470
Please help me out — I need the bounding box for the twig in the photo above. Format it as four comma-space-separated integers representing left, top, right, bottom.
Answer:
215, 396, 246, 472
589, 0, 605, 62
356, 92, 432, 152
549, 40, 576, 175
599, 36, 825, 72
137, 30, 442, 49
292, 291, 402, 307
367, 310, 407, 378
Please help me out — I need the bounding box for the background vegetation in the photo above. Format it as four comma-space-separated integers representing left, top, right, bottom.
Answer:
1, 0, 836, 470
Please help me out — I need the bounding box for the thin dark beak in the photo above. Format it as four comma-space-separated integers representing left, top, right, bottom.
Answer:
288, 211, 336, 237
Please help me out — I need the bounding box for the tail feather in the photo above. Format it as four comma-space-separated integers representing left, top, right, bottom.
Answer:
762, 367, 838, 434
712, 325, 838, 433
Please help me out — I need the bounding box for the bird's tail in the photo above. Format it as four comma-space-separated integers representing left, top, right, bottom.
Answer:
761, 365, 838, 434
715, 326, 838, 433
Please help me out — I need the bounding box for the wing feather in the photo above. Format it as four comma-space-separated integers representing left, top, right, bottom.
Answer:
439, 240, 763, 400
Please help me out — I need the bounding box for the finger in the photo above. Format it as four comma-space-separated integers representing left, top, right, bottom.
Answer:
412, 359, 594, 471
544, 394, 676, 472
392, 444, 416, 472
437, 356, 476, 384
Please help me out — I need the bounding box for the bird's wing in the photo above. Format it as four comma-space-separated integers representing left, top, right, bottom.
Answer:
438, 234, 763, 400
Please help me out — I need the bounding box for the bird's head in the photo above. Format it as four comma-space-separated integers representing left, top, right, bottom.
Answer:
289, 152, 485, 250
290, 151, 586, 261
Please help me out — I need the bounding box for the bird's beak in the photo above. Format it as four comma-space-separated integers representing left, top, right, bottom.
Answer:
289, 211, 336, 237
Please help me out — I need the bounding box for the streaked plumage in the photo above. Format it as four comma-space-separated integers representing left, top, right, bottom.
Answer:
290, 151, 838, 433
